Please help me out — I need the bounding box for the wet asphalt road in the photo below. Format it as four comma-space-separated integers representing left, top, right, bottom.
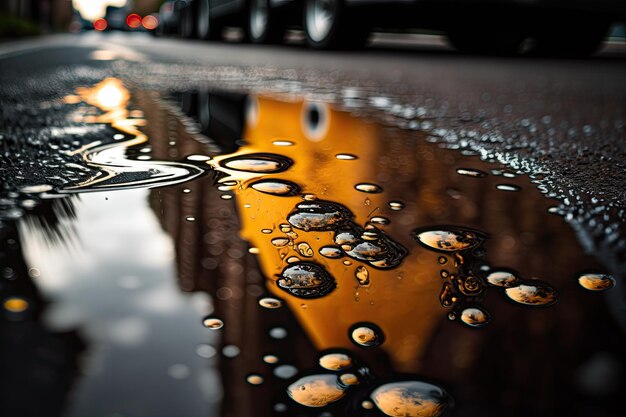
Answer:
1, 32, 625, 272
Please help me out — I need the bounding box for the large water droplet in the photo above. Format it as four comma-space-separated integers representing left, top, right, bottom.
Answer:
250, 179, 300, 196
277, 262, 336, 299
202, 317, 224, 330
287, 374, 347, 408
350, 324, 383, 347
413, 228, 483, 252
370, 381, 450, 417
336, 153, 358, 160
220, 153, 293, 173
504, 281, 558, 306
319, 353, 353, 371
271, 238, 290, 247
287, 200, 353, 231
338, 226, 407, 269
578, 273, 616, 291
355, 183, 383, 193
460, 306, 491, 328
370, 216, 390, 225
355, 266, 370, 287
486, 270, 519, 287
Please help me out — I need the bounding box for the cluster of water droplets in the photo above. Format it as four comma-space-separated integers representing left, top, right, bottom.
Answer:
413, 226, 562, 328
286, 350, 451, 417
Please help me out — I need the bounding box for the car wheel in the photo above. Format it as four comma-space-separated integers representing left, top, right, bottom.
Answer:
304, 0, 369, 50
531, 18, 609, 57
197, 0, 221, 40
180, 5, 196, 38
248, 0, 285, 44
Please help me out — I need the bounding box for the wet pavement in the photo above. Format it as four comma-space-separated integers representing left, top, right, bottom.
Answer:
1, 32, 625, 417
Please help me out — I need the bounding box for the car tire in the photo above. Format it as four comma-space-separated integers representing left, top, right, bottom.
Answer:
531, 18, 609, 57
248, 0, 285, 44
304, 0, 369, 50
197, 0, 221, 40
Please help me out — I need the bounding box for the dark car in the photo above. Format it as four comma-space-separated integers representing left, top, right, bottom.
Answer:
168, 0, 626, 55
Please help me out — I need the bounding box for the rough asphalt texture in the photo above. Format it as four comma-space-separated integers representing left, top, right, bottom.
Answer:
0, 33, 625, 275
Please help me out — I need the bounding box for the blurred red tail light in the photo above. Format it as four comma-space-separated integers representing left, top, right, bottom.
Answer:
142, 15, 159, 31
94, 18, 107, 31
126, 13, 142, 29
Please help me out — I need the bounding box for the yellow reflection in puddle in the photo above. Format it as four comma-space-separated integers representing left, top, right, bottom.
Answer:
217, 97, 444, 371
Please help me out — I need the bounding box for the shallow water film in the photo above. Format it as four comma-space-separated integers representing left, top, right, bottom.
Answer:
1, 77, 624, 417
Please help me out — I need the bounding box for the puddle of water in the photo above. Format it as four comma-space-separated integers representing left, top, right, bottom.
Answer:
1, 82, 624, 417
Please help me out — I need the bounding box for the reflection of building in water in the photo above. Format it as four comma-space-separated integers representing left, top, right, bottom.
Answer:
145, 89, 625, 416
141, 90, 319, 417
0, 209, 85, 417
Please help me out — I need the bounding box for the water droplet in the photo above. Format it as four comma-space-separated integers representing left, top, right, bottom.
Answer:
319, 353, 353, 371
287, 374, 347, 408
460, 306, 491, 327
248, 247, 260, 254
182, 188, 191, 193
496, 184, 521, 192
196, 344, 217, 358
362, 400, 374, 409
20, 184, 53, 193
578, 273, 616, 291
264, 354, 279, 364
370, 381, 450, 417
259, 297, 283, 309
274, 365, 298, 379
343, 260, 352, 266
339, 373, 359, 386
168, 364, 190, 380
355, 183, 383, 193
185, 216, 196, 222
456, 168, 487, 178
413, 228, 484, 252
273, 140, 295, 146
336, 154, 358, 160
269, 327, 288, 339
186, 154, 212, 161
250, 179, 300, 196
247, 374, 264, 385
222, 345, 240, 358
220, 153, 293, 173
302, 194, 318, 201
220, 194, 233, 200
350, 324, 383, 347
297, 242, 314, 257
319, 246, 344, 258
338, 226, 407, 269
202, 317, 224, 330
504, 282, 558, 306
277, 263, 336, 298
287, 200, 353, 231
3, 297, 29, 313
261, 228, 273, 234
355, 266, 370, 287
286, 256, 301, 263
370, 216, 390, 225
438, 256, 447, 265
388, 201, 405, 211
486, 270, 519, 287
271, 238, 290, 247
